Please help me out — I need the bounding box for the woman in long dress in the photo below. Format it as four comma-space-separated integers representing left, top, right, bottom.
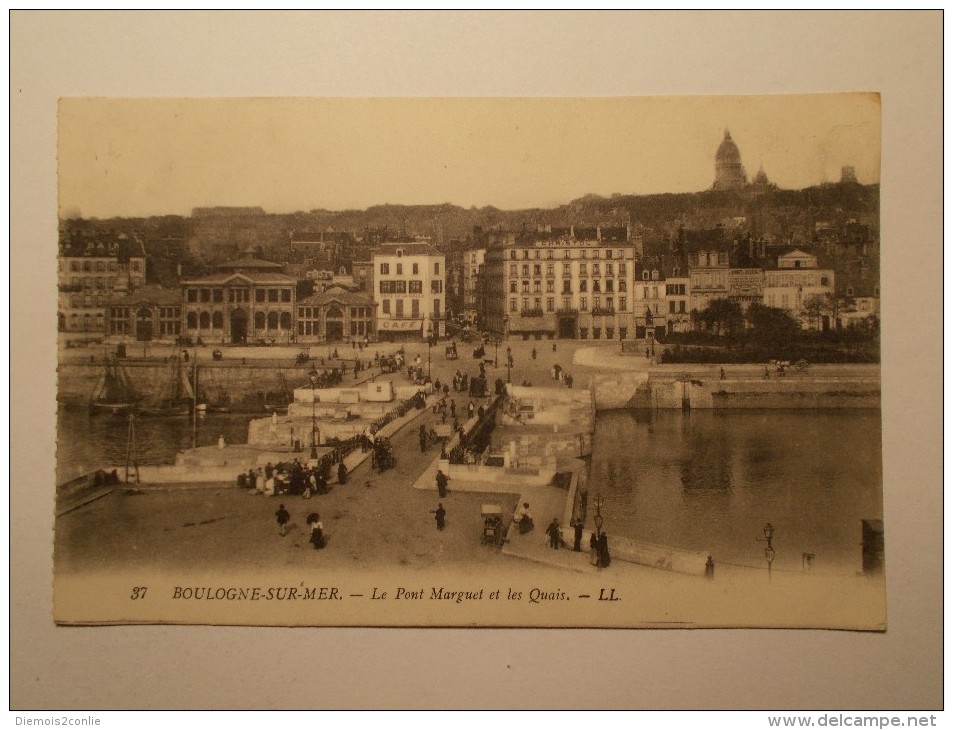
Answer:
307, 513, 326, 550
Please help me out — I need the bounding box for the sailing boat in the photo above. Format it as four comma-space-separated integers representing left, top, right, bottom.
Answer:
139, 354, 195, 417
90, 357, 139, 415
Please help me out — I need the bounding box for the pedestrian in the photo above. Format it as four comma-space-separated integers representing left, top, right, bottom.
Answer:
705, 555, 715, 580
531, 347, 537, 360
275, 504, 290, 536
589, 532, 600, 566
307, 512, 325, 549
218, 434, 225, 449
598, 532, 611, 568
720, 367, 726, 380
449, 400, 456, 418
435, 469, 449, 498
764, 366, 771, 380
546, 518, 561, 550
552, 342, 557, 352
573, 519, 584, 551
419, 424, 428, 453
467, 401, 475, 419
337, 461, 347, 485
431, 502, 447, 531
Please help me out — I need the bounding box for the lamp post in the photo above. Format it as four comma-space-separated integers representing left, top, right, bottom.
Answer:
761, 522, 776, 580
426, 322, 433, 380
309, 368, 318, 459
493, 337, 499, 368
593, 494, 605, 537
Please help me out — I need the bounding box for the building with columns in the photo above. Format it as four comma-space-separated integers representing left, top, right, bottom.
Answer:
181, 256, 297, 345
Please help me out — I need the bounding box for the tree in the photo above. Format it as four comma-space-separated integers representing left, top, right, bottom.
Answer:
699, 298, 744, 337
746, 303, 801, 348
801, 295, 827, 331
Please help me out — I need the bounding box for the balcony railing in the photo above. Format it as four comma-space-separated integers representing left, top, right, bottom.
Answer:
591, 307, 616, 316
557, 307, 579, 315
520, 308, 544, 318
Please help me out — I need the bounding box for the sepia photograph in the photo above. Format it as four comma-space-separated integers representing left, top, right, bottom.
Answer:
12, 10, 941, 712
53, 95, 886, 629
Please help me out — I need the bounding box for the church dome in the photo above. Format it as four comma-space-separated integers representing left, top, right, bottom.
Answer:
716, 131, 742, 165
713, 129, 747, 190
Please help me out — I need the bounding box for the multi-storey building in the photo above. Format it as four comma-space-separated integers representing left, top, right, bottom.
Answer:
181, 256, 297, 345
634, 264, 667, 340
58, 232, 147, 335
485, 225, 635, 341
665, 275, 692, 333
763, 249, 835, 330
372, 243, 445, 341
462, 248, 486, 325
688, 247, 731, 313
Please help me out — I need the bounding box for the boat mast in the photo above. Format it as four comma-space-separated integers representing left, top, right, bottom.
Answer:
124, 411, 140, 484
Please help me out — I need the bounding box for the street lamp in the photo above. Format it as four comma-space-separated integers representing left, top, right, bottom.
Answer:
309, 368, 318, 459
426, 323, 433, 380
593, 494, 605, 537
760, 522, 776, 579
493, 337, 499, 368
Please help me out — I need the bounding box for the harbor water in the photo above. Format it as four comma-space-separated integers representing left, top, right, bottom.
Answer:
57, 405, 883, 575
590, 409, 883, 575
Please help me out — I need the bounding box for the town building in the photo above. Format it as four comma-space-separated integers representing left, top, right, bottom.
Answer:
371, 242, 445, 341
105, 286, 182, 342
484, 224, 636, 341
296, 285, 376, 343
763, 249, 836, 329
180, 255, 297, 345
462, 248, 486, 325
58, 231, 147, 336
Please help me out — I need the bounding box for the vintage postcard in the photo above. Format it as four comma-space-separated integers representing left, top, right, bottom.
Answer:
53, 95, 885, 628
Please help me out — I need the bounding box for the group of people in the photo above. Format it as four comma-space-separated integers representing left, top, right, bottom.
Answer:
550, 363, 574, 388
244, 458, 348, 498
273, 504, 326, 550
370, 436, 396, 472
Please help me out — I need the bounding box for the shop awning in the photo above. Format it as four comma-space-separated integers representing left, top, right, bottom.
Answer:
378, 318, 423, 331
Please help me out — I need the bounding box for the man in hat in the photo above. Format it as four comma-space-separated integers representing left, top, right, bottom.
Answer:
431, 503, 446, 531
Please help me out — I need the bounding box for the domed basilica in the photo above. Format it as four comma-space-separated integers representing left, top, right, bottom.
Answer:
713, 130, 748, 190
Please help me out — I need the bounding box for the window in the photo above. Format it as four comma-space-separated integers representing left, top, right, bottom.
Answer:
546, 298, 554, 312
562, 280, 572, 294
606, 280, 614, 292
619, 327, 627, 340
534, 264, 541, 276
606, 328, 614, 339
213, 289, 223, 303
579, 327, 588, 339
593, 297, 600, 310
200, 289, 211, 302
412, 263, 419, 275
380, 263, 390, 275
521, 281, 529, 293
433, 299, 441, 315
619, 297, 627, 311
534, 282, 541, 293
642, 271, 650, 280
396, 249, 403, 258
619, 263, 626, 276
606, 263, 614, 276
267, 312, 279, 329
580, 297, 588, 311
846, 287, 854, 297
510, 264, 517, 276
395, 299, 404, 317
382, 299, 391, 314
534, 297, 541, 310
199, 312, 211, 329
187, 312, 198, 328
410, 280, 423, 294
522, 264, 529, 276
510, 298, 517, 312
546, 264, 554, 277
395, 280, 407, 294
510, 281, 518, 293
593, 328, 601, 340
606, 250, 613, 259
579, 280, 587, 293
820, 276, 829, 286
523, 250, 529, 260
563, 263, 570, 275
592, 263, 600, 276
256, 288, 266, 302
434, 262, 440, 275
522, 298, 529, 311
212, 312, 224, 328
546, 281, 554, 293
268, 289, 279, 303
669, 301, 676, 314
618, 280, 626, 292
396, 263, 403, 275
411, 299, 420, 317
431, 280, 443, 294
187, 289, 197, 303
679, 301, 686, 313
652, 270, 659, 280
593, 281, 601, 293
563, 297, 572, 310
579, 263, 587, 277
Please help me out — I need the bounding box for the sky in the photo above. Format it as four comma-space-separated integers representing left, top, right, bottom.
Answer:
57, 94, 881, 219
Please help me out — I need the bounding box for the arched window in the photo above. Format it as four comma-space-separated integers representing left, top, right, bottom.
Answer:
326, 305, 343, 319
267, 311, 278, 330
212, 311, 224, 329
199, 311, 211, 329
254, 311, 266, 330
187, 312, 198, 329
280, 312, 292, 330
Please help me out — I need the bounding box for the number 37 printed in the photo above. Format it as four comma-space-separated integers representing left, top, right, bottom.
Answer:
130, 586, 148, 600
